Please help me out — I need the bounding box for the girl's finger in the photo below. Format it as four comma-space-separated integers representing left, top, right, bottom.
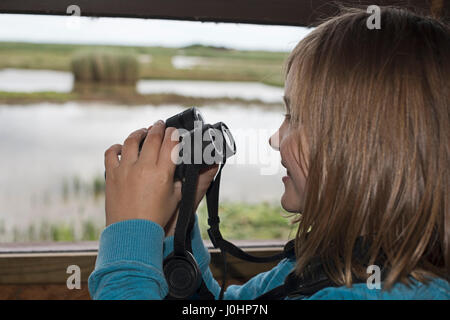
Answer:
139, 120, 166, 165
173, 180, 182, 202
157, 127, 181, 175
121, 128, 148, 165
198, 164, 219, 185
138, 125, 153, 154
104, 144, 122, 172
195, 164, 219, 205
201, 163, 219, 177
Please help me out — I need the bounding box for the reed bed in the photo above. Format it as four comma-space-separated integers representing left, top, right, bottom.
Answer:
71, 50, 139, 84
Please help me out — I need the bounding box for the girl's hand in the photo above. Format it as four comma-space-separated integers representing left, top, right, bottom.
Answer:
104, 120, 182, 228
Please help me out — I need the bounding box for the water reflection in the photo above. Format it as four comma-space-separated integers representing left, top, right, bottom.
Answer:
0, 68, 74, 92
137, 80, 284, 103
0, 103, 286, 240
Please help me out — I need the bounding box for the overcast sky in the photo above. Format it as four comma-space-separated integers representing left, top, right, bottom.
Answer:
0, 14, 312, 51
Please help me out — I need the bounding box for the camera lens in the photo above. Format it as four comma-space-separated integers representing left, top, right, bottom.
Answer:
207, 128, 223, 157
209, 122, 236, 161
165, 107, 204, 130
221, 123, 236, 158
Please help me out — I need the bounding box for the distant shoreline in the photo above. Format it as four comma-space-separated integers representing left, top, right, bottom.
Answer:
0, 90, 283, 109
0, 42, 287, 87
0, 41, 286, 107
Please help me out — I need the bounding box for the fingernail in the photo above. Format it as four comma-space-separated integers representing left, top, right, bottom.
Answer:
154, 119, 164, 125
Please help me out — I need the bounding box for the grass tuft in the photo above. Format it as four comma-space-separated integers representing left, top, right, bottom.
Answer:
71, 50, 139, 85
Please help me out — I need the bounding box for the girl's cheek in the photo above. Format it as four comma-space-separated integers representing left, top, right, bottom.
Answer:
283, 134, 301, 166
283, 133, 308, 185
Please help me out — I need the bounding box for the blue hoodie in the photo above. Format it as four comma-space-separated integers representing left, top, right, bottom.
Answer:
88, 218, 450, 300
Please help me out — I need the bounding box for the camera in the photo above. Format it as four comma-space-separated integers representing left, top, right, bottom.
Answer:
138, 107, 236, 181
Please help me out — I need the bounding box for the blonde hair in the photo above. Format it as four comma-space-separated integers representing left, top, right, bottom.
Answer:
286, 7, 449, 289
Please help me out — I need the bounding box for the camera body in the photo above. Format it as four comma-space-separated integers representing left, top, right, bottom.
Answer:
138, 107, 236, 181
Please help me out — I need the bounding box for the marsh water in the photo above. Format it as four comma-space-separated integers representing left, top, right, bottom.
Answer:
0, 68, 284, 103
0, 69, 288, 241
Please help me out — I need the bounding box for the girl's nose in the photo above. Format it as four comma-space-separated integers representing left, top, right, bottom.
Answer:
269, 130, 280, 151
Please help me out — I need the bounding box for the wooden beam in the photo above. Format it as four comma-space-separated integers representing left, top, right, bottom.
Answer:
0, 0, 446, 27
0, 244, 284, 284
0, 240, 286, 299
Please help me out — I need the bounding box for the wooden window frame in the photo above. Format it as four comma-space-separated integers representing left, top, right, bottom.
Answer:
0, 0, 446, 27
0, 240, 287, 299
0, 0, 447, 299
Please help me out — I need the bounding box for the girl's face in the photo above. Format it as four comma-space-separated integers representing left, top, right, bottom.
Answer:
269, 64, 308, 213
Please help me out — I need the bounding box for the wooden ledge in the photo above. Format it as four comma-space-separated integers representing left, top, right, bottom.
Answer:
0, 239, 287, 254
0, 240, 289, 299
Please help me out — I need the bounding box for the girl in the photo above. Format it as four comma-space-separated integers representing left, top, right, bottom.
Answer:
89, 7, 449, 299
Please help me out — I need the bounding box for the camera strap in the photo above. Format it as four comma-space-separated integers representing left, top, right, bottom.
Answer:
204, 161, 295, 300
173, 164, 200, 257
165, 163, 217, 300
167, 159, 324, 301
167, 134, 297, 300
205, 166, 295, 263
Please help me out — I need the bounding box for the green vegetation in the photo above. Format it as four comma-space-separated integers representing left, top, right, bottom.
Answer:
0, 90, 282, 108
197, 201, 298, 240
8, 219, 101, 242
0, 41, 287, 87
0, 42, 286, 106
2, 202, 298, 242
0, 91, 78, 104
0, 41, 287, 106
71, 50, 139, 84
1, 174, 298, 242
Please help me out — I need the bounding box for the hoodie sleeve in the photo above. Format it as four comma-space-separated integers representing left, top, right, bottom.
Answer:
88, 219, 169, 300
88, 214, 213, 300
88, 215, 295, 300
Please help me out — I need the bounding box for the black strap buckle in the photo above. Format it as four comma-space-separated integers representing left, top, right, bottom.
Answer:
207, 226, 223, 248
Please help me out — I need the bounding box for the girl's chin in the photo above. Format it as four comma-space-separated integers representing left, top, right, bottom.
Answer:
281, 205, 299, 213
280, 188, 302, 213
281, 193, 301, 213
